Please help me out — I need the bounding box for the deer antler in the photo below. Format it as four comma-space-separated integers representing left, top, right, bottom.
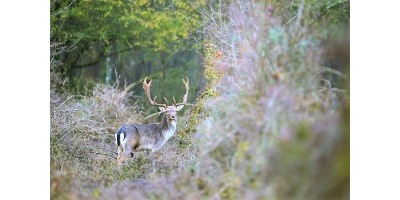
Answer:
175, 76, 189, 106
142, 77, 167, 107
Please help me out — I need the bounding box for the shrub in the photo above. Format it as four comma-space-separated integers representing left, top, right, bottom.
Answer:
50, 77, 145, 184
191, 1, 349, 199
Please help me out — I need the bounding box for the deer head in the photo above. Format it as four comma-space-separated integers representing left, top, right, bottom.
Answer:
142, 76, 189, 122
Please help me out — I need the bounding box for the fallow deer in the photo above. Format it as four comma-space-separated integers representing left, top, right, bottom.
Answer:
114, 76, 189, 166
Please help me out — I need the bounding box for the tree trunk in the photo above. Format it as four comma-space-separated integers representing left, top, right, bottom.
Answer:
160, 56, 166, 101
105, 57, 115, 85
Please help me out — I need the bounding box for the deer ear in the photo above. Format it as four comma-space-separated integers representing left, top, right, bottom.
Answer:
176, 105, 184, 111
158, 107, 166, 112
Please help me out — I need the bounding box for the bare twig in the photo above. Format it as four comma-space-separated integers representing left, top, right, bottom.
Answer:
326, 0, 349, 10
92, 151, 117, 159
57, 94, 74, 108
144, 111, 164, 120
282, 15, 297, 30
51, 0, 77, 16
295, 0, 305, 29
89, 147, 117, 159
96, 147, 117, 155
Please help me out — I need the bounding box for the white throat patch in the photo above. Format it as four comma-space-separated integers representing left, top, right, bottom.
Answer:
163, 121, 177, 142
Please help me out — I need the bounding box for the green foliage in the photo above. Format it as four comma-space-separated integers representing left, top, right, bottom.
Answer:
51, 0, 202, 51
51, 0, 205, 93
175, 44, 223, 148
268, 0, 349, 38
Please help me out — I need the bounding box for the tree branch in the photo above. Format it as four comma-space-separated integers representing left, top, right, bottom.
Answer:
51, 0, 77, 16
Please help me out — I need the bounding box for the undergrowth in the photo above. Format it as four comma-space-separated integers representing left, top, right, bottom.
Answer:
50, 73, 204, 198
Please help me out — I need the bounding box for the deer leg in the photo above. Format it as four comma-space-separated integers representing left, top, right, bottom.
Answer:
117, 153, 125, 167
116, 146, 123, 159
117, 156, 123, 167
117, 146, 133, 167
116, 146, 123, 166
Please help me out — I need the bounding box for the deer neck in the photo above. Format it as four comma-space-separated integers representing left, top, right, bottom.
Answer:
159, 114, 177, 142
